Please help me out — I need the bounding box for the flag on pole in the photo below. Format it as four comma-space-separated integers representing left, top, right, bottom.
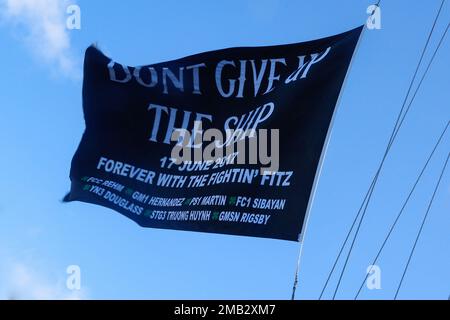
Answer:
64, 26, 363, 241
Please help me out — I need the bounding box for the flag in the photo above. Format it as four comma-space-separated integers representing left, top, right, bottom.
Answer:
64, 26, 363, 241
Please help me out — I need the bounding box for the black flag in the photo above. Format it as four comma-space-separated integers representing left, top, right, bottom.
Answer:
64, 26, 363, 241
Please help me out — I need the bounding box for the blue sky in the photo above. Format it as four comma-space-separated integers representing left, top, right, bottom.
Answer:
0, 0, 449, 300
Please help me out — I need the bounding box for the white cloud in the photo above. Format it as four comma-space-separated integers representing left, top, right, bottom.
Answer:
1, 262, 88, 300
1, 0, 80, 78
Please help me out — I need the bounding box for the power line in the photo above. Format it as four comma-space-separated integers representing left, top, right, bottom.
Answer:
319, 0, 447, 299
372, 0, 382, 13
331, 18, 450, 299
354, 121, 449, 299
354, 21, 450, 297
395, 152, 450, 299
332, 22, 448, 299
393, 22, 450, 142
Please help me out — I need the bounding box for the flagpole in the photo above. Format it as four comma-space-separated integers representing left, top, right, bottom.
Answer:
290, 24, 367, 300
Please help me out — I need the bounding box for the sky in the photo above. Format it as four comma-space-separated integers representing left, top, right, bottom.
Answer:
0, 0, 449, 300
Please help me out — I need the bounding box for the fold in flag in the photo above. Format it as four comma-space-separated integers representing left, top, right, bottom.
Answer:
64, 26, 363, 241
